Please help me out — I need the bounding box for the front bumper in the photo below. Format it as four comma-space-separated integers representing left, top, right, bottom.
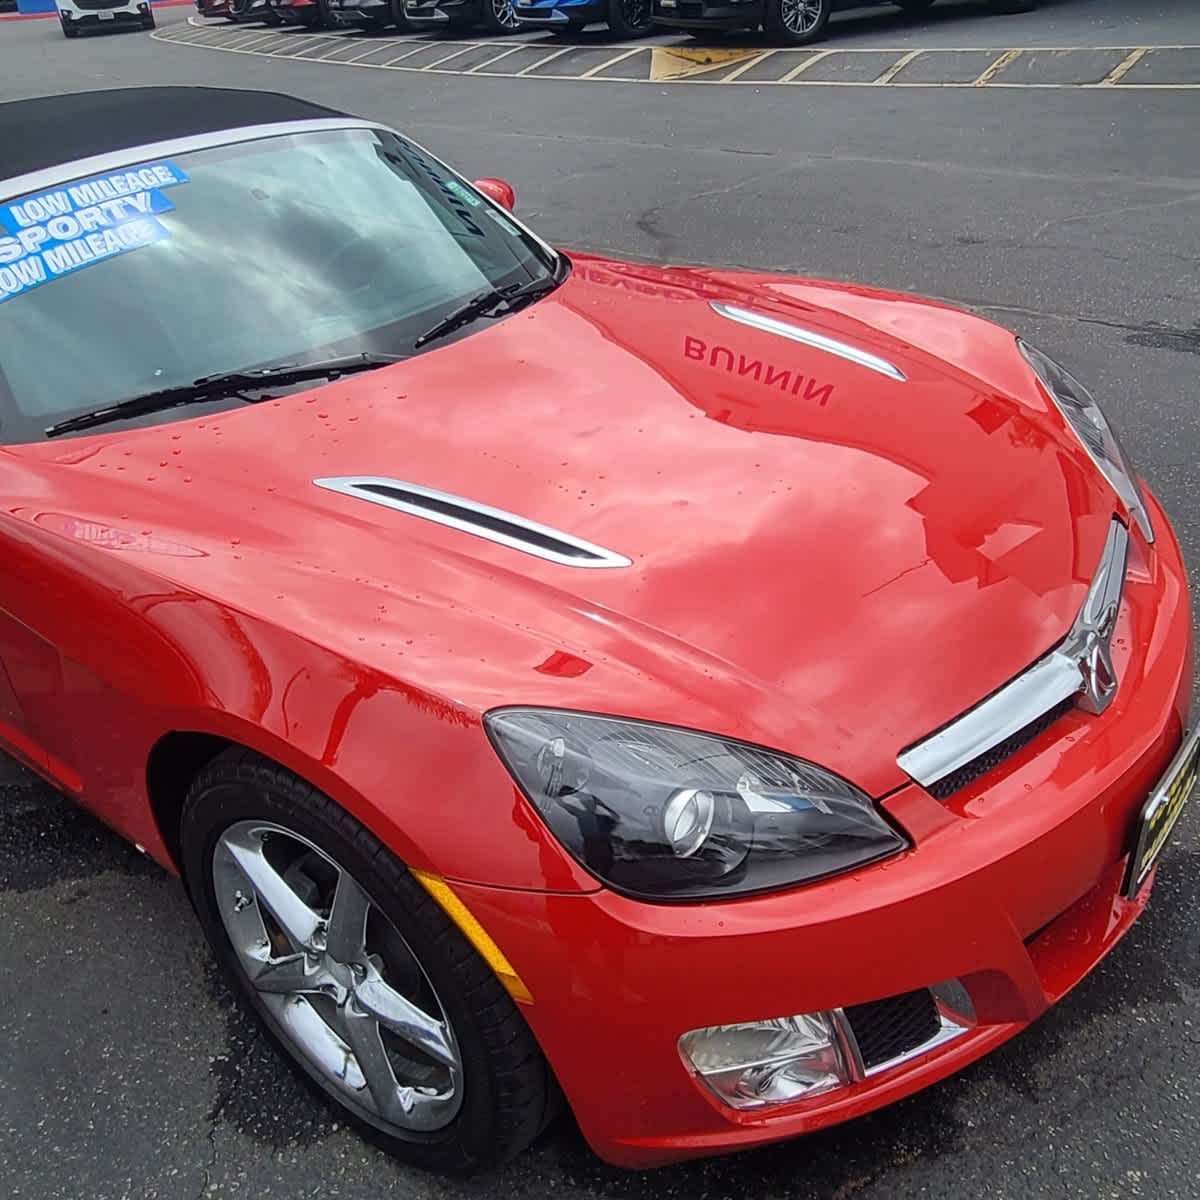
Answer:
62, 5, 145, 22
654, 0, 761, 28
406, 0, 474, 19
453, 495, 1192, 1167
514, 0, 603, 24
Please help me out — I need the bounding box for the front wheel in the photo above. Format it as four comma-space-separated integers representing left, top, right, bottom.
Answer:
606, 0, 654, 37
480, 0, 520, 32
61, 14, 80, 35
141, 8, 156, 27
763, 0, 829, 43
180, 750, 557, 1172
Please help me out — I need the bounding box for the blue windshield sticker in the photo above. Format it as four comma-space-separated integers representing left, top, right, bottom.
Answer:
0, 161, 188, 305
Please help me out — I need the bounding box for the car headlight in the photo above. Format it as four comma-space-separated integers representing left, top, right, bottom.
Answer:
485, 709, 906, 900
1019, 340, 1153, 543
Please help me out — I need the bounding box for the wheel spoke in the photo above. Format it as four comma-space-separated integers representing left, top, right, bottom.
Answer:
250, 953, 323, 996
222, 834, 325, 950
339, 1011, 416, 1123
353, 976, 458, 1069
325, 871, 370, 964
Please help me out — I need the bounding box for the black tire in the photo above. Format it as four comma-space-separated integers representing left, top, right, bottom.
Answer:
480, 0, 519, 32
606, 0, 653, 36
762, 0, 829, 43
141, 9, 156, 27
893, 0, 934, 11
61, 14, 79, 35
293, 7, 321, 24
180, 749, 557, 1173
985, 0, 1034, 11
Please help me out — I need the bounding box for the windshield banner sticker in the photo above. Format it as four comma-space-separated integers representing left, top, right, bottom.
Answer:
0, 161, 189, 305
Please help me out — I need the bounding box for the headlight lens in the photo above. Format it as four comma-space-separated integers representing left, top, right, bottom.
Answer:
1018, 340, 1153, 542
485, 709, 906, 900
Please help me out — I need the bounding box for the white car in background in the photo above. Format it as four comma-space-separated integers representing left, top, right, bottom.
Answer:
58, 0, 155, 36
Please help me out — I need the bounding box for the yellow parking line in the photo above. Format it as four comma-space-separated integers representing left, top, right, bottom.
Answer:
720, 50, 774, 82
579, 46, 644, 78
973, 47, 1021, 86
779, 48, 832, 82
873, 48, 922, 85
1101, 46, 1148, 86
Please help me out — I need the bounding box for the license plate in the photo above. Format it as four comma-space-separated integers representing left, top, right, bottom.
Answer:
1125, 724, 1200, 896
98, 9, 115, 16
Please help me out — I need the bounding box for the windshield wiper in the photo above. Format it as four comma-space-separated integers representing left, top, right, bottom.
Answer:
412, 277, 560, 350
44, 352, 403, 439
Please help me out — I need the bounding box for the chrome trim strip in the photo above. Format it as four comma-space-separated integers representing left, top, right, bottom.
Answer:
898, 520, 1129, 789
0, 118, 381, 202
710, 303, 908, 382
314, 476, 632, 569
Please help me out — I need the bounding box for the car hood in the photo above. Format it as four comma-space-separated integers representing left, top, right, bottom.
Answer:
10, 254, 1118, 795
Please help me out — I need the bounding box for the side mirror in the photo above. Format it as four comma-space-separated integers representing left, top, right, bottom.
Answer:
473, 178, 516, 212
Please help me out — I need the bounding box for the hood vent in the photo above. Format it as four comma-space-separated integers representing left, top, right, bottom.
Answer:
711, 303, 907, 383
314, 476, 632, 569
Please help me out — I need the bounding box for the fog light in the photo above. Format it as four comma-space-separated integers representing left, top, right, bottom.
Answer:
679, 1013, 849, 1110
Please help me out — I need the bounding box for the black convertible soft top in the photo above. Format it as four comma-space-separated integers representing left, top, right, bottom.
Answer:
0, 87, 349, 184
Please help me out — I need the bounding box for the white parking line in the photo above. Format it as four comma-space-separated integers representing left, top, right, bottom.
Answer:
778, 49, 831, 83
515, 46, 574, 76
719, 50, 774, 83
579, 45, 644, 79
420, 43, 483, 70
466, 43, 528, 72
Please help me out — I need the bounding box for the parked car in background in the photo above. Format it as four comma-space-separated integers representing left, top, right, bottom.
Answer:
265, 0, 330, 25
514, 0, 653, 37
59, 0, 154, 36
406, 0, 518, 32
654, 0, 1035, 46
196, 0, 279, 20
327, 0, 413, 31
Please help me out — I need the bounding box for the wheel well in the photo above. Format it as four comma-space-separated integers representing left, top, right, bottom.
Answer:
146, 732, 232, 870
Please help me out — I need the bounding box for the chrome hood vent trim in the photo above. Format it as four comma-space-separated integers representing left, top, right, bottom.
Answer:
710, 303, 907, 382
314, 477, 632, 569
898, 519, 1129, 791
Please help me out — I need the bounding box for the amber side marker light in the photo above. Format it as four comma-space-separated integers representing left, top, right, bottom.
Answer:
410, 869, 534, 1004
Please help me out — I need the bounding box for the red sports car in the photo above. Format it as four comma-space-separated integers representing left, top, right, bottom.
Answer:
0, 86, 1193, 1173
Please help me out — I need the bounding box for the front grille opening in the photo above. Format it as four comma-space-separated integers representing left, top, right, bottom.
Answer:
926, 698, 1074, 801
843, 988, 940, 1071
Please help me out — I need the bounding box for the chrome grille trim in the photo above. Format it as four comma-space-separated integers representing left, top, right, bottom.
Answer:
898, 520, 1129, 790
710, 303, 907, 383
314, 476, 632, 569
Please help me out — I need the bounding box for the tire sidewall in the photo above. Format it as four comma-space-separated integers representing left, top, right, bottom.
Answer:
480, 0, 518, 33
180, 768, 512, 1170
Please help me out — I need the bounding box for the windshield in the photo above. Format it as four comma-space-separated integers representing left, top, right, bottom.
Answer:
0, 126, 560, 443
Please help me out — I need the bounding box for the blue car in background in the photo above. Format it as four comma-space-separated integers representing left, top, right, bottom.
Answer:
514, 0, 654, 37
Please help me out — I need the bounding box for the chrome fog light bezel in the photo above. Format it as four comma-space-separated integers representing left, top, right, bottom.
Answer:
680, 981, 977, 1112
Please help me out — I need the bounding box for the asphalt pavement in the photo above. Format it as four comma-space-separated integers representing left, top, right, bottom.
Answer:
2, 1, 1200, 1197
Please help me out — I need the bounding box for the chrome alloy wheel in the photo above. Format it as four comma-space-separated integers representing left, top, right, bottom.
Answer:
213, 821, 462, 1134
780, 0, 821, 33
492, 0, 519, 28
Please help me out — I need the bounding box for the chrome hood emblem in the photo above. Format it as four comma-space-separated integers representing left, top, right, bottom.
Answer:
898, 520, 1129, 789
